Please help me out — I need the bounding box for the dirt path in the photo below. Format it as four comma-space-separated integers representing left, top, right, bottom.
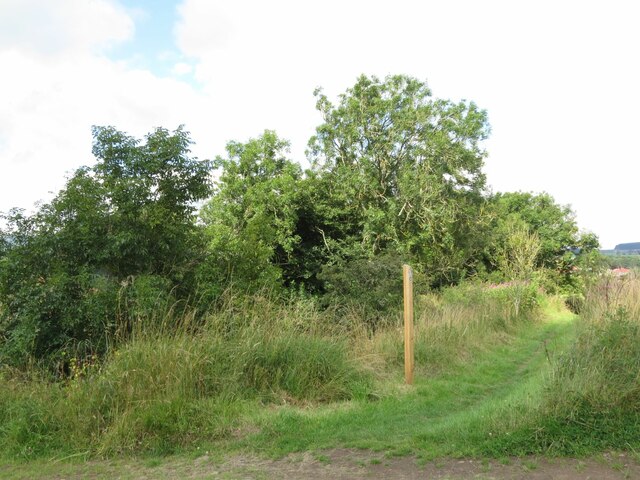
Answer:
8, 450, 638, 479
191, 450, 640, 480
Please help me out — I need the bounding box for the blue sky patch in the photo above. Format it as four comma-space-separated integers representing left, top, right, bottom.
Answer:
107, 0, 195, 82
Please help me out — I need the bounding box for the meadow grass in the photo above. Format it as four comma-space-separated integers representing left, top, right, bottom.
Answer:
234, 296, 573, 459
357, 282, 541, 377
483, 274, 640, 455
0, 295, 370, 459
3, 274, 639, 478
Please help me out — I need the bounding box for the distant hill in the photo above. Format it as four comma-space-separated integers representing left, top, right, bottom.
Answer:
601, 242, 640, 256
615, 242, 640, 251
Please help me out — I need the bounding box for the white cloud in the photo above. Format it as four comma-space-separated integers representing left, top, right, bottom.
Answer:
0, 0, 134, 57
1, 0, 639, 248
0, 0, 213, 217
172, 62, 193, 75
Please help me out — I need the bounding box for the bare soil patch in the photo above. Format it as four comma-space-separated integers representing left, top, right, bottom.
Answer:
10, 450, 639, 479
214, 450, 640, 480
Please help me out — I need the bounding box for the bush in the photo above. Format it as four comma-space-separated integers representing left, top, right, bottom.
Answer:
318, 253, 425, 328
0, 270, 180, 370
0, 268, 119, 367
0, 126, 212, 369
564, 293, 584, 314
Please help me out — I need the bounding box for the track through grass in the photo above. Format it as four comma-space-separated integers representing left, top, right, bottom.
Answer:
236, 304, 577, 458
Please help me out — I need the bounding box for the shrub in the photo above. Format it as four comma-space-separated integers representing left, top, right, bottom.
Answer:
318, 253, 426, 328
564, 293, 584, 314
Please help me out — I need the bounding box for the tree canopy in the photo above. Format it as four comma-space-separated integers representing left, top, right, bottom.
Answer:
199, 131, 305, 295
0, 126, 212, 363
0, 74, 600, 368
491, 192, 598, 270
307, 74, 492, 284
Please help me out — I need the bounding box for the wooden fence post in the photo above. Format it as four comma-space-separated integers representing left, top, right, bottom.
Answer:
403, 264, 414, 385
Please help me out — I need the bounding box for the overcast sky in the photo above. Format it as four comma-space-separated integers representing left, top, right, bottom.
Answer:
1, 0, 638, 248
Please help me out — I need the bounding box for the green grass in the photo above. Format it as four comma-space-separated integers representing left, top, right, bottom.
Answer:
0, 297, 372, 459
5, 279, 640, 472
232, 301, 576, 458
0, 283, 542, 461
0, 296, 582, 479
491, 276, 640, 455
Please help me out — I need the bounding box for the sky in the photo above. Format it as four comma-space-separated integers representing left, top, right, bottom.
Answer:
1, 0, 639, 249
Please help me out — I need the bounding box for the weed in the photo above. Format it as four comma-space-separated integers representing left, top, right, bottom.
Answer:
313, 453, 331, 464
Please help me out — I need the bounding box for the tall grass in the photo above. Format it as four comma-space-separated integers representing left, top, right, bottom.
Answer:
0, 294, 370, 458
487, 274, 640, 454
542, 274, 640, 451
0, 282, 542, 460
358, 282, 541, 375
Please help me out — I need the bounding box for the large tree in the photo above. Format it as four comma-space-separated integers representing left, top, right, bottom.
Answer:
491, 192, 598, 270
0, 126, 212, 364
308, 74, 492, 285
199, 131, 309, 294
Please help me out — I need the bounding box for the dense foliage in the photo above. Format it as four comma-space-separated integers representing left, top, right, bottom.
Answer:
307, 75, 491, 285
491, 192, 598, 269
603, 254, 640, 269
0, 74, 599, 368
0, 126, 212, 365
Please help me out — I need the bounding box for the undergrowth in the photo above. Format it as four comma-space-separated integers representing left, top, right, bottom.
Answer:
0, 282, 541, 460
0, 295, 370, 458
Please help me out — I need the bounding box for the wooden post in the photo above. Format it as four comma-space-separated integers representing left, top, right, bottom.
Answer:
403, 264, 414, 385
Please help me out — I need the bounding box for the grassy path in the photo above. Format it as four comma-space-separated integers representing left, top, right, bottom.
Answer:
3, 306, 588, 479
239, 306, 577, 458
